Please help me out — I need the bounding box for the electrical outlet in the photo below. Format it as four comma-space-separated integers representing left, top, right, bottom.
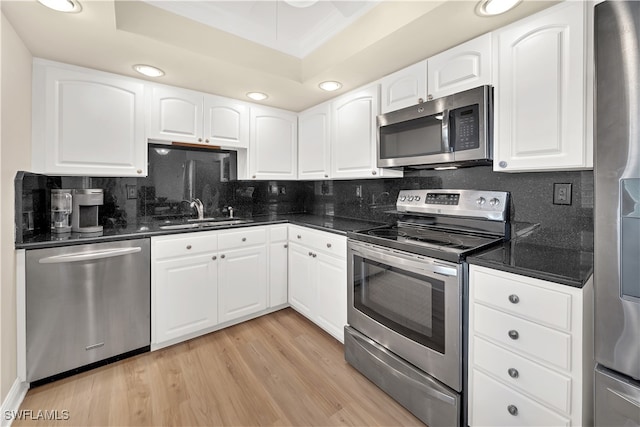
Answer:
355, 185, 362, 198
553, 183, 572, 205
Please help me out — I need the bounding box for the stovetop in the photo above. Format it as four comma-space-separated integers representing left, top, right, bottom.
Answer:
347, 189, 510, 263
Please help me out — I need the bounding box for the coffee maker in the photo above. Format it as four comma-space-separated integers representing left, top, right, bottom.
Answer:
50, 189, 73, 234
71, 189, 103, 233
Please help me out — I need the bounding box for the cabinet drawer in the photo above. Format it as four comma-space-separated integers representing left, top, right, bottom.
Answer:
472, 267, 572, 331
218, 227, 267, 250
473, 304, 571, 371
470, 369, 570, 427
269, 225, 288, 242
289, 226, 346, 257
152, 232, 218, 259
472, 336, 572, 414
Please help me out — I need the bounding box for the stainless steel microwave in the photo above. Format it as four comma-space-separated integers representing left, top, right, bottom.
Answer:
377, 85, 493, 169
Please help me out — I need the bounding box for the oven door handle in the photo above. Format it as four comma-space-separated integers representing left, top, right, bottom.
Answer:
350, 243, 457, 277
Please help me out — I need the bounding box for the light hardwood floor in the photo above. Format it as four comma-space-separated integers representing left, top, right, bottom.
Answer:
16, 308, 424, 426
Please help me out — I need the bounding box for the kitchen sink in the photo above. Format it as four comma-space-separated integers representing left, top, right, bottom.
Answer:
159, 219, 252, 230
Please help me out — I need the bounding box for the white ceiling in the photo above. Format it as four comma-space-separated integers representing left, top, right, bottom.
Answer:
1, 0, 558, 112
142, 1, 381, 58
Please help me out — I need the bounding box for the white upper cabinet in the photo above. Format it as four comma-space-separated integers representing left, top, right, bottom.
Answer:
380, 61, 428, 113
249, 106, 298, 180
493, 1, 593, 172
32, 60, 147, 177
427, 33, 492, 100
148, 85, 249, 149
331, 84, 403, 179
298, 102, 331, 180
379, 34, 492, 114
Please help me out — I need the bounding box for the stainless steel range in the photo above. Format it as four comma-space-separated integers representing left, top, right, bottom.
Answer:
344, 189, 510, 427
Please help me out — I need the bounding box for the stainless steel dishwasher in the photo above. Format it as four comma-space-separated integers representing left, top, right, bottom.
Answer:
26, 238, 150, 383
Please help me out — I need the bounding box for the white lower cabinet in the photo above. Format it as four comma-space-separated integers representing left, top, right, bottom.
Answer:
287, 225, 347, 342
268, 225, 289, 308
151, 225, 284, 349
468, 265, 594, 426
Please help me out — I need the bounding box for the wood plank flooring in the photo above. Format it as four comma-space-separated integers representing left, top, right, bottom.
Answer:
15, 309, 424, 426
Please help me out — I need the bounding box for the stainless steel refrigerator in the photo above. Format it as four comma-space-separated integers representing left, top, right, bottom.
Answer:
594, 2, 640, 425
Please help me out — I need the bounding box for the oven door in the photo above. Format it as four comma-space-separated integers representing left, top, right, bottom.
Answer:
347, 240, 462, 391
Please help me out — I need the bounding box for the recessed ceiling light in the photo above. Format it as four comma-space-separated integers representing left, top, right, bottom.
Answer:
475, 0, 521, 16
246, 92, 268, 101
37, 0, 82, 13
319, 81, 342, 92
133, 64, 165, 78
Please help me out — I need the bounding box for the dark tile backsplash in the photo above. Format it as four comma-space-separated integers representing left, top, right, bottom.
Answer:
15, 163, 593, 251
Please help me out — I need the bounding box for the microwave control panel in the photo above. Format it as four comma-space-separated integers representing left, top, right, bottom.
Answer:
450, 105, 479, 151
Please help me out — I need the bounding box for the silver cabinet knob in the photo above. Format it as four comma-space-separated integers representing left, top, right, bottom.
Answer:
508, 368, 519, 378
221, 254, 226, 259
242, 237, 247, 242
205, 139, 210, 143
508, 330, 519, 340
186, 245, 192, 250
136, 169, 143, 174
507, 405, 518, 416
297, 235, 301, 239
308, 251, 313, 256
284, 244, 288, 248
508, 294, 520, 304
499, 161, 508, 168
324, 174, 328, 178
212, 256, 217, 260
326, 243, 332, 248
252, 175, 256, 179
312, 253, 317, 258
427, 94, 433, 101
198, 138, 203, 142
372, 170, 377, 175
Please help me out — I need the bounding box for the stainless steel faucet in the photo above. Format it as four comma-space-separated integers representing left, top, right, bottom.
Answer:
190, 198, 204, 220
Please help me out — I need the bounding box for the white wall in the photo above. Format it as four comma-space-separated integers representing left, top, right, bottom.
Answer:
0, 12, 32, 402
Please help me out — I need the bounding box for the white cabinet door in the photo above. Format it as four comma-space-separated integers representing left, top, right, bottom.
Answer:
493, 1, 591, 172
32, 60, 146, 177
380, 61, 428, 113
153, 253, 218, 344
148, 85, 203, 144
250, 106, 298, 180
314, 253, 347, 342
288, 242, 315, 319
298, 102, 331, 180
269, 225, 289, 308
203, 95, 249, 148
218, 245, 268, 323
331, 84, 402, 179
427, 33, 492, 100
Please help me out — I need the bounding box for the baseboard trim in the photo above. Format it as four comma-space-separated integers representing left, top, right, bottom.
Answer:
0, 378, 29, 427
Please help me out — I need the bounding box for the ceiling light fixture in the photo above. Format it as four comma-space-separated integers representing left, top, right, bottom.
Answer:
37, 0, 82, 13
283, 0, 318, 8
246, 92, 268, 101
319, 81, 342, 92
133, 64, 165, 78
475, 0, 521, 16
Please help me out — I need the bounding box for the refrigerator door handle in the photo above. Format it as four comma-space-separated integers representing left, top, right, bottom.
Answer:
38, 247, 142, 264
607, 387, 640, 424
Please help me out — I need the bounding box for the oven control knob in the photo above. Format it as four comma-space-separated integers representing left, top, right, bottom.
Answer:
476, 197, 486, 206
414, 196, 421, 201
408, 196, 414, 201
489, 198, 500, 207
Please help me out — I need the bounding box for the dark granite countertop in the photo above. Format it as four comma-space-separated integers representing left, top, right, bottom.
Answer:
468, 235, 593, 288
15, 214, 386, 250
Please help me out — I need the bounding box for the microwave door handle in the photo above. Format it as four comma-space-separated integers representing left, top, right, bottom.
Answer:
441, 109, 452, 152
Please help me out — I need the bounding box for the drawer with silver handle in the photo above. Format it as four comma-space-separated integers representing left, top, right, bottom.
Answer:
470, 369, 570, 427
152, 231, 218, 259
218, 227, 267, 250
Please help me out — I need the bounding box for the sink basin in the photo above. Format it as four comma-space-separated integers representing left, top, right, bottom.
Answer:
159, 219, 251, 230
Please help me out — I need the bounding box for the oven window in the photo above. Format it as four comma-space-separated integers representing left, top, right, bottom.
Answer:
353, 255, 445, 354
379, 115, 444, 159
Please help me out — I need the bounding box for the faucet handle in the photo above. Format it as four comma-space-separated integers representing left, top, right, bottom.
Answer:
227, 206, 234, 218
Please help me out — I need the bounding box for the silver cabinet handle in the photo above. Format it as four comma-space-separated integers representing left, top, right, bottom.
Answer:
508, 330, 519, 340
39, 247, 141, 264
283, 244, 288, 248
242, 237, 247, 242
508, 368, 519, 378
212, 256, 217, 260
308, 251, 313, 256
198, 138, 202, 142
312, 253, 317, 258
326, 243, 332, 248
297, 235, 301, 239
372, 170, 377, 175
507, 405, 518, 416
205, 139, 209, 143
186, 245, 192, 250
136, 169, 143, 174
221, 254, 226, 259
508, 294, 520, 304
499, 161, 508, 168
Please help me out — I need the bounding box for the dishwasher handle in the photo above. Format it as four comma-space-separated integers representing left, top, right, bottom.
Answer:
38, 247, 142, 264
